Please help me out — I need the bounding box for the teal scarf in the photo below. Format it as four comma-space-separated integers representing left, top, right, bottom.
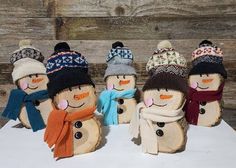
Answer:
2, 89, 48, 132
97, 89, 136, 125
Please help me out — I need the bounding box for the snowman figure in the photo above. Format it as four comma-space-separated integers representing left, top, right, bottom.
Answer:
185, 40, 227, 127
130, 40, 188, 154
44, 42, 101, 159
2, 40, 52, 132
98, 41, 139, 125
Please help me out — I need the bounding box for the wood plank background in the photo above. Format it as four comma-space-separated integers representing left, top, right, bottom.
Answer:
0, 0, 235, 112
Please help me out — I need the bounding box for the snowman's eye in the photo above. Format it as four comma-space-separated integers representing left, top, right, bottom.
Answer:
116, 75, 119, 79
29, 75, 32, 78
123, 75, 125, 79
206, 74, 209, 77
157, 88, 160, 91
35, 74, 38, 78
165, 88, 168, 92
78, 86, 81, 90
200, 74, 202, 77
69, 87, 72, 91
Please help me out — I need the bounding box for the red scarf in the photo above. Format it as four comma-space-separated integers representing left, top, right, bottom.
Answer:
44, 106, 96, 158
184, 83, 224, 125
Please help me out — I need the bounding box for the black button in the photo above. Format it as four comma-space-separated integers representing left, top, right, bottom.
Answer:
199, 108, 205, 114
118, 99, 124, 104
33, 100, 40, 106
74, 132, 82, 139
200, 102, 207, 106
117, 108, 124, 114
156, 122, 165, 128
74, 121, 82, 128
156, 129, 164, 137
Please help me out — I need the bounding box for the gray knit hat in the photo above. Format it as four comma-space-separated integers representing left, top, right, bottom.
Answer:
104, 64, 136, 80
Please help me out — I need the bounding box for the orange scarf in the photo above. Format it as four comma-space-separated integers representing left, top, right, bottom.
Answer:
44, 106, 96, 158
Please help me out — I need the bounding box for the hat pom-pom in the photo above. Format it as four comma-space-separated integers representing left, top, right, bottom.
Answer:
157, 40, 172, 49
199, 40, 213, 47
112, 41, 124, 49
19, 39, 32, 48
54, 42, 70, 52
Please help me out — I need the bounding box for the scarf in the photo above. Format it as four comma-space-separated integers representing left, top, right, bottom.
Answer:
2, 89, 48, 132
97, 89, 136, 125
184, 82, 224, 125
44, 106, 96, 158
129, 102, 185, 154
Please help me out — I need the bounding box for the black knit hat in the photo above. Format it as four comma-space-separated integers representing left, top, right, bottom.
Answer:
46, 42, 95, 98
189, 40, 227, 79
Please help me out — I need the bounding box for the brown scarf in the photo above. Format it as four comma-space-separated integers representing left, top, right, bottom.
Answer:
44, 106, 96, 158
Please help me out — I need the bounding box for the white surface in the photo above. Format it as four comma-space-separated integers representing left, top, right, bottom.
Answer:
0, 120, 236, 168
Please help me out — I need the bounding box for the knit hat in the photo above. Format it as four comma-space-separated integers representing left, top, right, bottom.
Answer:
143, 40, 188, 94
46, 42, 95, 98
11, 40, 46, 83
106, 41, 134, 65
189, 40, 227, 79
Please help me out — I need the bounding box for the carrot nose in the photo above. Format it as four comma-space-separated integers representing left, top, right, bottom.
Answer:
32, 78, 44, 83
119, 80, 130, 85
160, 94, 173, 100
202, 78, 213, 83
74, 92, 89, 101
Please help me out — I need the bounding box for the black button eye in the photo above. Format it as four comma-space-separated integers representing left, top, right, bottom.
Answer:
157, 88, 160, 91
156, 129, 164, 137
117, 108, 124, 114
29, 75, 32, 78
74, 132, 82, 139
165, 88, 168, 92
35, 74, 38, 78
118, 99, 124, 104
33, 100, 40, 106
117, 75, 119, 79
157, 122, 165, 127
74, 121, 82, 128
78, 86, 81, 90
200, 74, 202, 77
69, 87, 72, 91
206, 74, 209, 77
199, 108, 206, 114
123, 75, 125, 79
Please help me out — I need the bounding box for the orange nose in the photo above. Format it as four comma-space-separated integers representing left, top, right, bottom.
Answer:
32, 78, 44, 83
202, 78, 213, 83
119, 80, 130, 85
160, 94, 173, 100
74, 92, 89, 101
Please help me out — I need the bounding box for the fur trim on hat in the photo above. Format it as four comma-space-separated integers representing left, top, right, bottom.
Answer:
189, 62, 227, 79
104, 64, 137, 80
12, 58, 46, 83
143, 73, 188, 95
47, 68, 95, 99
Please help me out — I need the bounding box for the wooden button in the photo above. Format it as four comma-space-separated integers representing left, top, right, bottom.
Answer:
156, 122, 165, 128
156, 129, 164, 137
74, 121, 82, 128
74, 131, 83, 139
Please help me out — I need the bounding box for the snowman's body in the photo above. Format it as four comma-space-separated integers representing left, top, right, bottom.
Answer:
106, 75, 137, 124
189, 73, 223, 126
54, 85, 101, 155
17, 74, 52, 128
142, 89, 187, 153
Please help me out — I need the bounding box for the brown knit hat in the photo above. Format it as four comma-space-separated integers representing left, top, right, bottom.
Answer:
143, 40, 188, 94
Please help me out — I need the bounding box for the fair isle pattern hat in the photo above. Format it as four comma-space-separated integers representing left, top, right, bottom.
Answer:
191, 40, 223, 66
146, 40, 187, 78
11, 40, 46, 83
189, 40, 227, 79
143, 40, 188, 94
46, 42, 94, 98
106, 41, 133, 65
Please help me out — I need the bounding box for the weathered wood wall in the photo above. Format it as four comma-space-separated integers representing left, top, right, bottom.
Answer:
0, 0, 236, 109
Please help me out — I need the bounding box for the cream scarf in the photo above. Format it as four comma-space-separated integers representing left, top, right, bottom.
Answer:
129, 102, 185, 154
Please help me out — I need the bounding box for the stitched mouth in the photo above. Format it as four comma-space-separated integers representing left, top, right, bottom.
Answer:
152, 103, 167, 107
26, 85, 39, 90
67, 101, 85, 109
113, 87, 124, 91
197, 82, 209, 90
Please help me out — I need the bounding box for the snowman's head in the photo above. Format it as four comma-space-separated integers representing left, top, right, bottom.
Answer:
54, 84, 96, 113
189, 73, 223, 91
17, 74, 48, 94
106, 75, 136, 91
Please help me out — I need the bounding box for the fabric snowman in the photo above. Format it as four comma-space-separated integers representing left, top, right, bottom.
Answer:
130, 40, 188, 154
2, 40, 52, 132
44, 42, 101, 159
97, 41, 139, 125
185, 40, 227, 127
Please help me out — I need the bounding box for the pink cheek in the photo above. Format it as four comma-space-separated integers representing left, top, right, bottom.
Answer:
19, 81, 28, 90
190, 82, 198, 89
57, 99, 68, 110
144, 98, 153, 107
107, 84, 114, 90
